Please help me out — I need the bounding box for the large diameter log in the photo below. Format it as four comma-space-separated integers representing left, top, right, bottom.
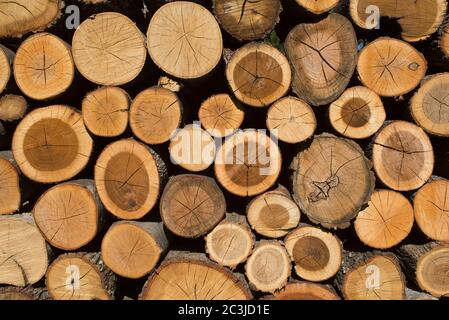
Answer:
413, 178, 449, 242
147, 2, 223, 79
32, 179, 104, 251
0, 213, 48, 286
95, 139, 167, 220
0, 151, 21, 215
357, 38, 427, 97
372, 121, 434, 191
410, 73, 449, 137
12, 105, 93, 184
296, 0, 340, 14
0, 95, 27, 122
101, 221, 168, 279
355, 190, 414, 249
245, 241, 291, 293
335, 251, 406, 300
291, 133, 375, 229
0, 0, 62, 37
329, 86, 386, 139
46, 252, 116, 300
285, 14, 357, 106
268, 281, 340, 300
205, 213, 255, 268
72, 12, 146, 86
140, 251, 252, 300
129, 87, 182, 145
82, 87, 130, 137
212, 0, 282, 41
215, 129, 282, 197
285, 225, 342, 282
14, 33, 74, 100
350, 0, 447, 42
0, 45, 14, 95
226, 43, 291, 107
160, 174, 226, 238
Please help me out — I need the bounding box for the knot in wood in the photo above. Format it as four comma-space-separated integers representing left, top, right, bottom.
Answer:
308, 175, 339, 203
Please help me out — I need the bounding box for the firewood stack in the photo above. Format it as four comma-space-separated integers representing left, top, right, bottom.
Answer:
0, 0, 448, 300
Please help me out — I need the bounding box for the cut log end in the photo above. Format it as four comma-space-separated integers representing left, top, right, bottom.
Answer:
245, 241, 291, 293
199, 94, 244, 138
0, 95, 27, 122
102, 221, 168, 279
0, 46, 11, 94
147, 2, 223, 79
82, 86, 130, 137
213, 0, 282, 41
357, 37, 427, 97
95, 139, 165, 220
355, 190, 414, 249
267, 96, 316, 144
169, 124, 216, 172
410, 73, 449, 137
140, 252, 252, 300
73, 12, 146, 86
285, 13, 357, 106
329, 86, 386, 139
12, 105, 93, 184
33, 180, 101, 250
247, 190, 300, 238
372, 121, 434, 191
291, 134, 375, 229
0, 152, 21, 215
14, 33, 74, 100
160, 174, 226, 238
129, 87, 182, 145
215, 129, 282, 197
416, 245, 449, 297
296, 0, 340, 14
285, 225, 342, 282
205, 213, 255, 268
270, 282, 340, 300
226, 43, 291, 107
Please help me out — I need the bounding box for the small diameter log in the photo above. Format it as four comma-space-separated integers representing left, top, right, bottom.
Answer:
205, 213, 255, 268
329, 86, 386, 139
95, 139, 166, 220
140, 251, 252, 300
12, 105, 93, 184
199, 94, 244, 138
101, 221, 168, 279
0, 151, 21, 215
0, 0, 62, 37
284, 225, 342, 282
14, 33, 74, 100
158, 76, 183, 93
0, 95, 27, 122
247, 189, 301, 238
413, 178, 449, 242
357, 37, 427, 97
355, 190, 414, 249
291, 133, 375, 229
32, 179, 103, 251
410, 73, 449, 137
72, 12, 146, 86
147, 2, 223, 79
46, 252, 116, 300
245, 241, 291, 293
350, 0, 447, 42
212, 0, 282, 41
129, 87, 182, 145
169, 124, 216, 172
266, 96, 316, 144
160, 174, 226, 238
0, 213, 48, 286
226, 43, 291, 108
82, 86, 130, 137
372, 121, 434, 191
335, 251, 406, 300
397, 243, 449, 298
296, 0, 340, 14
285, 14, 357, 106
269, 281, 340, 300
215, 129, 282, 197
0, 286, 49, 300
0, 45, 14, 95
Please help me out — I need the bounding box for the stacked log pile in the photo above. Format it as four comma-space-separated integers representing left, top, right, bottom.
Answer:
0, 0, 448, 300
